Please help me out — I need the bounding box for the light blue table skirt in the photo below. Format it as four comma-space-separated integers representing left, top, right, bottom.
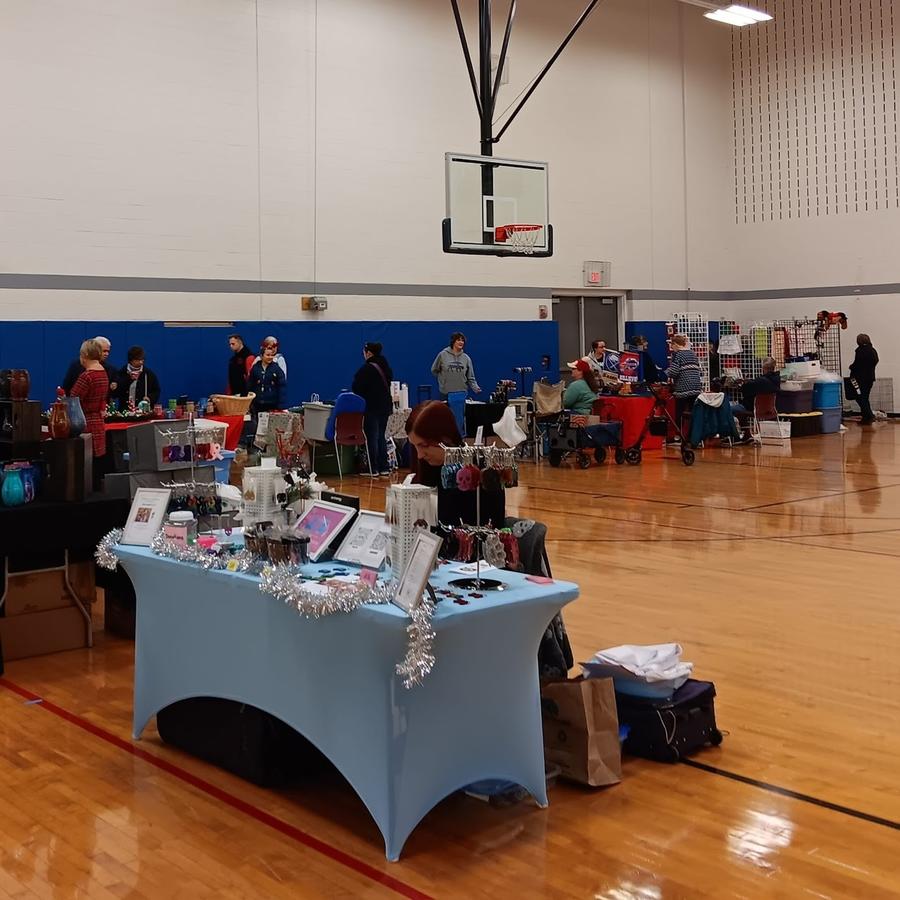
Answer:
117, 545, 578, 860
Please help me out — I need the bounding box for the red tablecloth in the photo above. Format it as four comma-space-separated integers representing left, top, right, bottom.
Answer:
593, 395, 670, 449
103, 415, 244, 450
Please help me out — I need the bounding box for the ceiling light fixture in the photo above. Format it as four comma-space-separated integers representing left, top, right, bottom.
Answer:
674, 0, 773, 27
704, 4, 772, 26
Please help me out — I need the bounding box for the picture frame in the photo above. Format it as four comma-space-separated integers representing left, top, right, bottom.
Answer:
394, 530, 443, 614
121, 488, 172, 546
334, 509, 391, 569
292, 499, 357, 561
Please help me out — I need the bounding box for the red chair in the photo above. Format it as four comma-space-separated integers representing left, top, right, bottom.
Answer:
751, 392, 781, 443
333, 412, 373, 480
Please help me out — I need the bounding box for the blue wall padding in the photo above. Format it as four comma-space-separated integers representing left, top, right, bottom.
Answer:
624, 321, 669, 368
0, 320, 559, 408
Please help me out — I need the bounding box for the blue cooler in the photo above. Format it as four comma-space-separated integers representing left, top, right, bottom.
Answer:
813, 381, 841, 409
211, 449, 235, 484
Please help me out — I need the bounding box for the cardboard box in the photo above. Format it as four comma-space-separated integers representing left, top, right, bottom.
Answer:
0, 606, 88, 660
3, 562, 95, 617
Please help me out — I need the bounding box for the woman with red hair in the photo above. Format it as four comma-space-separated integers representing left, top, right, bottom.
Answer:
405, 401, 505, 526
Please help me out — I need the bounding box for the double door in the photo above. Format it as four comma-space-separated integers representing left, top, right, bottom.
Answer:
552, 295, 621, 377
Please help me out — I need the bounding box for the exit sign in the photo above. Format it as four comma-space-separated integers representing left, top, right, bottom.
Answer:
583, 261, 611, 287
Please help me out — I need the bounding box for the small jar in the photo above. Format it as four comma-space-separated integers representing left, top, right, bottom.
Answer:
164, 511, 197, 548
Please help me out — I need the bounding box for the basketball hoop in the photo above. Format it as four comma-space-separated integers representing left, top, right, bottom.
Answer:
495, 223, 543, 255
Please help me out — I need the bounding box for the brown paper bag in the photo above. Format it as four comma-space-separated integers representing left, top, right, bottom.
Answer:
541, 676, 622, 787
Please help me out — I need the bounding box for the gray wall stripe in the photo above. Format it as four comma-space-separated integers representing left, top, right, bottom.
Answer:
0, 273, 552, 299
1, 273, 899, 302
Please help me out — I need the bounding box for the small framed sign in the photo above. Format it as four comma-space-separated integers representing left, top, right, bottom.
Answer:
121, 488, 171, 546
393, 530, 443, 614
293, 499, 357, 561
334, 509, 391, 569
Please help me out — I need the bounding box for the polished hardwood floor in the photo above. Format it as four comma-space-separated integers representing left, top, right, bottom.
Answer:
2, 421, 899, 898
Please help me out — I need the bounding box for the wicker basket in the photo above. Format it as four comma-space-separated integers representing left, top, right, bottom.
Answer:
210, 393, 255, 416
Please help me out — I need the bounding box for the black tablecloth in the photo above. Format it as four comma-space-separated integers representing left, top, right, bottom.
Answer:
0, 495, 129, 556
464, 402, 506, 438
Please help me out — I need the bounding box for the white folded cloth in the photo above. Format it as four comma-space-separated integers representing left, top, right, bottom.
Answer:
586, 643, 693, 683
698, 392, 725, 408
493, 404, 526, 448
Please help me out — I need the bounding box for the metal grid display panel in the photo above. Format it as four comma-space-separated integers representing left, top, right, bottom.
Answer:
718, 320, 771, 403
667, 313, 710, 391
718, 317, 843, 404
845, 376, 895, 415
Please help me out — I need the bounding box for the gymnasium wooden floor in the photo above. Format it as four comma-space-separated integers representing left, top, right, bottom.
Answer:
2, 421, 899, 898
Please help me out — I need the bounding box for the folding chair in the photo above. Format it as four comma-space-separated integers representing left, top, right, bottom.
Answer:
323, 392, 373, 479
752, 393, 785, 444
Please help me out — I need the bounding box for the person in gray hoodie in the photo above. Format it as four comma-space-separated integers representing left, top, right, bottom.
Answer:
431, 332, 482, 398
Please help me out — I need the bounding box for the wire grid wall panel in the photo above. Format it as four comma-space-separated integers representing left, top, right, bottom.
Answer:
771, 317, 843, 375
668, 313, 710, 390
732, 0, 900, 224
718, 320, 771, 402
845, 377, 895, 414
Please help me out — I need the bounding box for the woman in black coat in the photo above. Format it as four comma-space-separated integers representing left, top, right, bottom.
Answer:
849, 333, 879, 424
352, 342, 394, 475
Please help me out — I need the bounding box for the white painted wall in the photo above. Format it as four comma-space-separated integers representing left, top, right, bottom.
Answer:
0, 0, 696, 321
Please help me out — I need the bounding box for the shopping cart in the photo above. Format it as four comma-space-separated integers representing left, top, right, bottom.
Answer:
624, 384, 695, 466
548, 414, 625, 468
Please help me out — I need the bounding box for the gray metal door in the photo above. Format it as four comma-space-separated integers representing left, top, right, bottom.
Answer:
553, 295, 620, 376
583, 297, 619, 351
552, 297, 582, 377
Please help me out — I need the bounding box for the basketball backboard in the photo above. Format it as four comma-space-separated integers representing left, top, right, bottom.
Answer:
443, 152, 552, 257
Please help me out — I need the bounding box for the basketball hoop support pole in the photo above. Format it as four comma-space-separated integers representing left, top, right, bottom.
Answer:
449, 0, 601, 146
478, 0, 495, 243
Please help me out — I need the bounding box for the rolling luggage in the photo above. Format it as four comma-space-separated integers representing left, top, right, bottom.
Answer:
615, 679, 723, 763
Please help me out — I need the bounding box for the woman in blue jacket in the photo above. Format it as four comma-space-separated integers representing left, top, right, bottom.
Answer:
247, 341, 287, 412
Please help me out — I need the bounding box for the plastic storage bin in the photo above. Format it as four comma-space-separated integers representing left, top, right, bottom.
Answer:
759, 420, 792, 442
302, 403, 333, 442
819, 408, 842, 434
211, 449, 235, 484
776, 389, 813, 414
813, 382, 841, 409
780, 411, 822, 437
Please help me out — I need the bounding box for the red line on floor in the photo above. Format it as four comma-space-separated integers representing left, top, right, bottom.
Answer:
0, 677, 433, 900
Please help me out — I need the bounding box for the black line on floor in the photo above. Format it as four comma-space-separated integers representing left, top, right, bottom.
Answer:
742, 484, 891, 511
682, 760, 900, 832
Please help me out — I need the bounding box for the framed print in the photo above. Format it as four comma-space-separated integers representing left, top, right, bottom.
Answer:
334, 509, 391, 569
121, 488, 172, 546
293, 500, 357, 561
394, 530, 443, 613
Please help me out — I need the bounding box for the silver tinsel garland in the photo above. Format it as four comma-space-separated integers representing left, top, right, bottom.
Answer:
95, 529, 124, 571
395, 593, 436, 689
149, 530, 254, 571
95, 529, 438, 688
259, 564, 392, 617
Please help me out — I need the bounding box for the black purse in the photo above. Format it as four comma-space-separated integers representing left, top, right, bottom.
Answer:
844, 376, 860, 400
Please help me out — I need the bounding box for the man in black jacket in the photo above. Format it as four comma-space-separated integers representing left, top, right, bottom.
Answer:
227, 334, 255, 395
741, 358, 781, 409
61, 335, 118, 396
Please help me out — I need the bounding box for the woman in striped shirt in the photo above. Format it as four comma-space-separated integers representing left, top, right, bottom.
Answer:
666, 334, 703, 437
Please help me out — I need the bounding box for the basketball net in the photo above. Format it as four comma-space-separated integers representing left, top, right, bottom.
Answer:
495, 224, 543, 255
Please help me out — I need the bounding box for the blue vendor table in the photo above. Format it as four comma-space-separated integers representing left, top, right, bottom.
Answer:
116, 546, 578, 860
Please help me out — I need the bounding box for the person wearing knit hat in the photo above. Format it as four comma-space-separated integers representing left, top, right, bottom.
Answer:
564, 359, 599, 414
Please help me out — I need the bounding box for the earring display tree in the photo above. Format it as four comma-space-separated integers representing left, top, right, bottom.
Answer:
440, 444, 518, 592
